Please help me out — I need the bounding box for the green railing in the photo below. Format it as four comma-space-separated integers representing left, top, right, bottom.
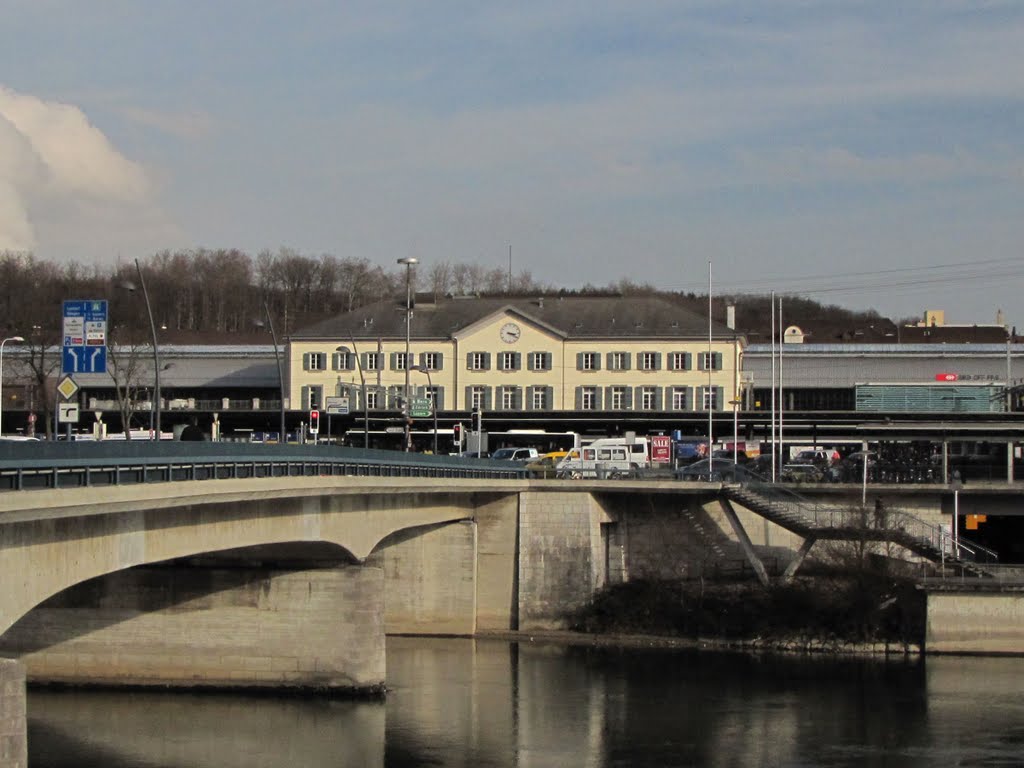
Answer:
0, 442, 526, 492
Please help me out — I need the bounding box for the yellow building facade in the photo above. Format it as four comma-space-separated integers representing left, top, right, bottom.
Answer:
288, 295, 744, 424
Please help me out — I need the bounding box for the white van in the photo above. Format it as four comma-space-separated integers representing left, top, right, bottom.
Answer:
556, 436, 650, 479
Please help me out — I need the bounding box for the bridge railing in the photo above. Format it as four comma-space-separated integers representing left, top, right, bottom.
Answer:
0, 442, 527, 492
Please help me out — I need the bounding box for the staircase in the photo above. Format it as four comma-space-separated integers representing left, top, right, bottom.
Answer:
724, 481, 997, 579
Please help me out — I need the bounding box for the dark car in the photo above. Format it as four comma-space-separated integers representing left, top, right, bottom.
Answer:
675, 458, 754, 482
780, 463, 825, 483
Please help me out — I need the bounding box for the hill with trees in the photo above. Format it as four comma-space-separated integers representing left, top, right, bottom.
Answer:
0, 248, 898, 345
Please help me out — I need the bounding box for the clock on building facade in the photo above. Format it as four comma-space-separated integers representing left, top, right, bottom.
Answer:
500, 322, 521, 343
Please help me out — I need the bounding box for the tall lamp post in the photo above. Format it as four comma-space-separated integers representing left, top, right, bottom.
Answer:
337, 342, 369, 449
255, 301, 287, 441
410, 364, 437, 455
0, 336, 24, 436
728, 398, 741, 465
397, 257, 418, 452
122, 259, 161, 440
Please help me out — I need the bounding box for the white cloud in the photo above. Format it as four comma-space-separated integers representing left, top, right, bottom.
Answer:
0, 85, 176, 260
0, 86, 149, 201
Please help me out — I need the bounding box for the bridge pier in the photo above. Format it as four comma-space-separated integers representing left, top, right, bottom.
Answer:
0, 564, 385, 694
0, 658, 26, 768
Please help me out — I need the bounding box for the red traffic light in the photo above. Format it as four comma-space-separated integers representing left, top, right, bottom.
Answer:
309, 409, 320, 434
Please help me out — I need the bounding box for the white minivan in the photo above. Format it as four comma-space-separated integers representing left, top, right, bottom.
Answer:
556, 437, 650, 479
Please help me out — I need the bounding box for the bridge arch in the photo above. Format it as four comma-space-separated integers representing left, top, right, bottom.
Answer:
0, 476, 486, 635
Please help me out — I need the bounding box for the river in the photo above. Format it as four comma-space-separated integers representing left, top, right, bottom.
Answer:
26, 636, 1024, 767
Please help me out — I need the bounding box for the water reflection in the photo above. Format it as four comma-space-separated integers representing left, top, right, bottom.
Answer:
27, 637, 1024, 767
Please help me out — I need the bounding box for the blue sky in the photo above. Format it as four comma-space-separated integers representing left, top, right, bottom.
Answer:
2, 1, 1023, 325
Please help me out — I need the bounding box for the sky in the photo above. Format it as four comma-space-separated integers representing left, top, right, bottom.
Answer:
2, 1, 1023, 325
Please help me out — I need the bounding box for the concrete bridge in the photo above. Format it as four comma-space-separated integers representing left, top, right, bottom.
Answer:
0, 468, 1021, 765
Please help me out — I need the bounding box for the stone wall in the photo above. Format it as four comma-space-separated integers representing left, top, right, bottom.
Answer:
927, 591, 1024, 654
0, 565, 384, 693
369, 521, 478, 635
517, 491, 610, 630
0, 659, 25, 768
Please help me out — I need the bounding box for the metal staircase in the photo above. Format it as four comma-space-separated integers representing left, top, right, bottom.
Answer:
724, 481, 998, 579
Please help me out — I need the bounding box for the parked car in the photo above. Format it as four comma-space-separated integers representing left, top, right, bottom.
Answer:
490, 447, 540, 462
780, 463, 825, 483
525, 451, 569, 478
790, 449, 833, 468
675, 458, 753, 482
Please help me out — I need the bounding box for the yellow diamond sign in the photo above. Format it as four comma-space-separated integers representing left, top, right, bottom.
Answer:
57, 375, 80, 401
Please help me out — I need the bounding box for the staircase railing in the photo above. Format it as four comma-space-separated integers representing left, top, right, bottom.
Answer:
734, 479, 998, 571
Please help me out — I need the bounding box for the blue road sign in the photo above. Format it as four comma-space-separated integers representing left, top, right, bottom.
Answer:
62, 300, 108, 374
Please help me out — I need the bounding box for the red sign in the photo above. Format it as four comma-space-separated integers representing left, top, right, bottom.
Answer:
651, 435, 672, 463
935, 373, 958, 382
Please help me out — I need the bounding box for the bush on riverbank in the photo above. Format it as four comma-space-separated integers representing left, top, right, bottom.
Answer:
569, 571, 925, 649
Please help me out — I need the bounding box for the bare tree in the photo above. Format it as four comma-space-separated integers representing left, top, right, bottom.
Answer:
428, 261, 453, 301
106, 327, 154, 439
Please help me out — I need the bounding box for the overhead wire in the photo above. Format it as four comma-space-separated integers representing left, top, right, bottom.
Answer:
670, 256, 1024, 299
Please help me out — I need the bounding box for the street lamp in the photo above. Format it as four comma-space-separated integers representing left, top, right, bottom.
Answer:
951, 474, 963, 557
410, 364, 438, 455
851, 446, 876, 506
121, 259, 161, 440
397, 257, 418, 452
254, 301, 286, 441
0, 336, 24, 436
728, 398, 741, 465
337, 342, 369, 449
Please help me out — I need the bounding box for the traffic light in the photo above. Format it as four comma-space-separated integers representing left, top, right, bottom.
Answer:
309, 409, 320, 435
472, 409, 483, 432
453, 423, 463, 448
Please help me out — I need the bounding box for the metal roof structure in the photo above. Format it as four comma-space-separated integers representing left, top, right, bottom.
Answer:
744, 343, 1020, 389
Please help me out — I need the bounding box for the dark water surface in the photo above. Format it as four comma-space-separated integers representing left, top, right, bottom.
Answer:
27, 636, 1024, 767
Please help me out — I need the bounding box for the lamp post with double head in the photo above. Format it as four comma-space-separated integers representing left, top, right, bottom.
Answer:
397, 257, 418, 452
0, 336, 24, 436
255, 301, 286, 441
410, 364, 437, 455
121, 259, 161, 440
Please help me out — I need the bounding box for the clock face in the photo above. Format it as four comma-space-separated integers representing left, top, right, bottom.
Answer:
500, 322, 521, 343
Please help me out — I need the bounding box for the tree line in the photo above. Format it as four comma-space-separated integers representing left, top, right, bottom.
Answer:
0, 248, 891, 344
0, 248, 554, 341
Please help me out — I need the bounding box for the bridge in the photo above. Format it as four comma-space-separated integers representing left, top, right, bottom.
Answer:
0, 443, 1022, 765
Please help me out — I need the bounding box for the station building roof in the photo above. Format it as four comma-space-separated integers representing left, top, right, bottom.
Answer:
292, 293, 738, 341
